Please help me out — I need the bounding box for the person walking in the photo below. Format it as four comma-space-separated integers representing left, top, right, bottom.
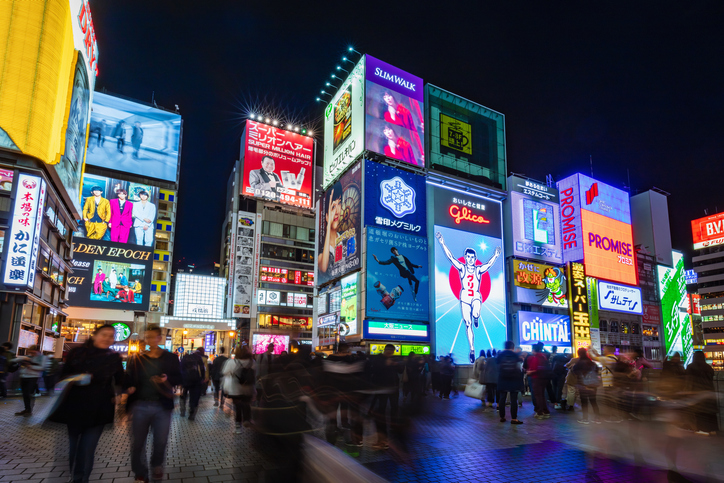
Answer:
473, 350, 486, 405
550, 346, 569, 409
496, 341, 524, 424
210, 347, 228, 409
483, 349, 498, 409
13, 345, 48, 416
527, 343, 551, 419
589, 345, 625, 422
179, 348, 208, 420
0, 342, 14, 399
131, 122, 144, 159
222, 346, 255, 433
439, 356, 455, 400
571, 348, 601, 424
370, 344, 403, 450
685, 351, 718, 435
125, 326, 181, 483
49, 325, 124, 483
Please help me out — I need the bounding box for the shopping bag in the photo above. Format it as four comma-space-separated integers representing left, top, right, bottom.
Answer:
32, 373, 90, 426
464, 379, 484, 400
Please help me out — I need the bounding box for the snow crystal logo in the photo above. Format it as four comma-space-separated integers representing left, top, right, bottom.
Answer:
380, 176, 416, 218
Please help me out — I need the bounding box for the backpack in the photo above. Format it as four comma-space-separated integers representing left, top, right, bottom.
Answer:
535, 353, 552, 379
498, 353, 520, 379
234, 361, 254, 386
581, 367, 602, 387
552, 354, 567, 376
181, 354, 203, 385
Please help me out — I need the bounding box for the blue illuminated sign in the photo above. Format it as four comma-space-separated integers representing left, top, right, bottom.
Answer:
684, 269, 698, 285
597, 281, 643, 314
517, 312, 571, 347
364, 160, 426, 234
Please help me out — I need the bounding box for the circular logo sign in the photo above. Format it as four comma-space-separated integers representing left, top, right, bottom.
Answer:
112, 322, 131, 342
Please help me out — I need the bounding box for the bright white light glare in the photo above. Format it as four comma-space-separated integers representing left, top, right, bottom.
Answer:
307, 131, 313, 137
249, 113, 255, 119
294, 127, 299, 132
265, 118, 270, 123
287, 125, 293, 130
273, 120, 279, 126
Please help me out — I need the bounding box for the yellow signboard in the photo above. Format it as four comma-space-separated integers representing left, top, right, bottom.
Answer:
568, 262, 591, 352
440, 113, 472, 155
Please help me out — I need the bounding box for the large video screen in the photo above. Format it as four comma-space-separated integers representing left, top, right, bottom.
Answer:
508, 176, 562, 264
364, 160, 426, 235
657, 251, 693, 365
241, 120, 314, 209
76, 173, 158, 247
317, 161, 361, 287
252, 334, 289, 355
365, 55, 424, 168
85, 92, 181, 182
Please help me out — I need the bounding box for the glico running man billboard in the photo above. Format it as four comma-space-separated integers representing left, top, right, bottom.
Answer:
657, 251, 693, 364
241, 120, 314, 209
430, 182, 506, 363
364, 160, 426, 235
557, 173, 636, 285
691, 212, 724, 250
507, 176, 562, 264
323, 57, 365, 189
317, 161, 361, 286
365, 56, 424, 168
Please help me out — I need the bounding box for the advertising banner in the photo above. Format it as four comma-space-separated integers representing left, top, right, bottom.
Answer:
364, 320, 429, 341
174, 274, 226, 319
323, 56, 365, 189
691, 212, 724, 250
317, 161, 361, 286
568, 262, 591, 352
369, 343, 431, 356
508, 176, 562, 264
241, 120, 314, 209
86, 92, 182, 182
231, 212, 256, 317
684, 269, 698, 285
430, 183, 505, 363
364, 160, 426, 234
658, 251, 693, 364
364, 55, 424, 168
3, 174, 46, 287
557, 175, 585, 262
252, 334, 289, 355
440, 114, 472, 155
366, 229, 429, 321
642, 302, 662, 326
517, 311, 571, 347
511, 259, 568, 309
340, 273, 358, 337
597, 281, 643, 315
67, 239, 152, 311
76, 173, 157, 247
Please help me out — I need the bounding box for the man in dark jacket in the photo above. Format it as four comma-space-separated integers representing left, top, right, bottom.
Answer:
210, 347, 228, 409
496, 341, 524, 424
125, 326, 181, 483
179, 348, 208, 420
370, 344, 403, 450
373, 247, 423, 301
322, 343, 367, 447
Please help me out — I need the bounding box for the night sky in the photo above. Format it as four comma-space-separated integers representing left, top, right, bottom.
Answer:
90, 0, 724, 268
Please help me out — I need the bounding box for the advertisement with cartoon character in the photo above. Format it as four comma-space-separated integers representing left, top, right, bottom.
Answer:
511, 260, 568, 309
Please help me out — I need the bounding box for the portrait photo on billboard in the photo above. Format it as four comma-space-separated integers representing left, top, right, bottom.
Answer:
241, 120, 314, 209
85, 92, 181, 182
317, 162, 361, 286
364, 160, 426, 234
75, 173, 157, 247
366, 229, 429, 321
232, 213, 256, 317
67, 239, 152, 311
433, 224, 505, 364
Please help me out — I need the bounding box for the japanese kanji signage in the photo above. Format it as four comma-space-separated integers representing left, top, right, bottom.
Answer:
597, 281, 643, 315
363, 320, 429, 341
567, 262, 591, 352
510, 260, 568, 309
364, 161, 426, 234
4, 174, 46, 287
691, 212, 724, 250
241, 120, 314, 209
657, 251, 693, 364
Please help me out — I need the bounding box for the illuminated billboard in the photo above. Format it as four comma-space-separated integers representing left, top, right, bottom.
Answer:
317, 161, 361, 286
364, 160, 426, 234
76, 173, 158, 247
557, 173, 636, 285
597, 281, 643, 315
231, 212, 258, 318
568, 262, 591, 352
511, 260, 568, 309
430, 183, 506, 364
259, 266, 314, 286
241, 120, 314, 209
508, 176, 562, 264
657, 251, 693, 364
517, 311, 571, 348
364, 55, 424, 168
340, 273, 358, 337
364, 320, 429, 342
85, 92, 182, 182
174, 274, 226, 319
251, 334, 289, 355
67, 239, 152, 311
691, 212, 724, 250
366, 229, 429, 321
323, 57, 365, 188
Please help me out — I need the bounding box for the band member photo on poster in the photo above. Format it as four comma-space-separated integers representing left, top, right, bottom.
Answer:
91, 260, 145, 304
76, 174, 157, 247
434, 227, 505, 363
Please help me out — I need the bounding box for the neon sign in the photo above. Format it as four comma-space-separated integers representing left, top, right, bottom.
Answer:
568, 262, 591, 351
449, 205, 490, 225
77, 0, 99, 75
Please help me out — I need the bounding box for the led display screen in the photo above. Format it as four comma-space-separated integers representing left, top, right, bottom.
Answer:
597, 281, 643, 315
364, 160, 426, 234
366, 229, 429, 321
364, 320, 429, 341
251, 334, 289, 355
259, 266, 314, 286
508, 176, 562, 264
317, 161, 361, 286
511, 259, 568, 309
174, 274, 227, 319
323, 57, 365, 188
86, 92, 182, 182
241, 120, 314, 209
369, 343, 431, 356
364, 55, 424, 168
691, 212, 724, 250
340, 273, 358, 336
657, 251, 693, 364
430, 183, 505, 363
517, 311, 571, 347
76, 173, 158, 247
581, 210, 636, 285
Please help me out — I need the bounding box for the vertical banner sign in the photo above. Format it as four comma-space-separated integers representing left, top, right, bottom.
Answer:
657, 251, 693, 364
252, 213, 262, 318
5, 174, 46, 286
587, 277, 601, 352
226, 215, 237, 317
232, 212, 256, 318
568, 262, 591, 352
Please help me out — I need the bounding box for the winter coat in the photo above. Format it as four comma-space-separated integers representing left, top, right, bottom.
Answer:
483, 356, 499, 384
473, 356, 486, 384
222, 358, 254, 397
496, 350, 524, 392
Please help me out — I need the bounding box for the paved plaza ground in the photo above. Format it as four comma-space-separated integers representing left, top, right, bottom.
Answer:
0, 391, 721, 483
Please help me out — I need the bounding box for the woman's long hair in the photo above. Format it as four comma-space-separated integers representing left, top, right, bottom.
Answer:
573, 347, 595, 375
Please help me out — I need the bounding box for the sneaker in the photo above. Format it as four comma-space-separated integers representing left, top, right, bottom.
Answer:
14, 410, 30, 416
542, 413, 551, 419
234, 424, 242, 434
134, 478, 149, 483
695, 430, 710, 436
354, 441, 364, 447
511, 419, 524, 425
534, 414, 545, 420
242, 421, 251, 428
500, 417, 506, 423
593, 420, 602, 424
188, 411, 196, 421
567, 406, 575, 412
151, 468, 163, 481
518, 402, 523, 407
604, 418, 623, 424
371, 442, 389, 450
214, 401, 219, 407
578, 419, 590, 425
554, 404, 562, 410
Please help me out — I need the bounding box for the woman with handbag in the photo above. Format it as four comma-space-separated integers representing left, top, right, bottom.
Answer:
572, 348, 601, 424
223, 346, 255, 433
49, 324, 124, 483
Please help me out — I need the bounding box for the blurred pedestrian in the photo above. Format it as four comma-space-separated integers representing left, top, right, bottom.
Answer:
13, 345, 48, 416
125, 327, 181, 483
322, 343, 366, 448
131, 122, 143, 159
223, 346, 255, 433
572, 348, 601, 424
550, 346, 568, 409
527, 342, 551, 419
660, 352, 686, 399
430, 356, 441, 396
496, 341, 524, 424
589, 345, 625, 422
483, 349, 498, 408
0, 342, 14, 399
49, 325, 123, 483
563, 354, 580, 411
210, 347, 228, 409
439, 356, 455, 400
179, 348, 208, 420
402, 352, 423, 403
685, 351, 718, 435
370, 344, 403, 449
